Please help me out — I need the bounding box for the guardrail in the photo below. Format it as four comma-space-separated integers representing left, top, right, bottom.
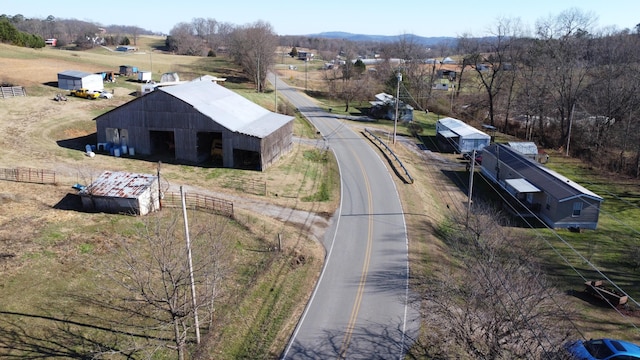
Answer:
364, 128, 414, 184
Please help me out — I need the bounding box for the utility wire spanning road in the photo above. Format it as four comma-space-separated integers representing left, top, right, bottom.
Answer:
270, 74, 418, 359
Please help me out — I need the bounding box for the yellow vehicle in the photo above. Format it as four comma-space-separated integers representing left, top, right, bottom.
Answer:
69, 88, 100, 99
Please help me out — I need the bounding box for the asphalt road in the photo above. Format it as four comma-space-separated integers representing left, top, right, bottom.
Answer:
270, 74, 418, 360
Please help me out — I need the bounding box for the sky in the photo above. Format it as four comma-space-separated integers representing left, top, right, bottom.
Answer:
3, 0, 638, 37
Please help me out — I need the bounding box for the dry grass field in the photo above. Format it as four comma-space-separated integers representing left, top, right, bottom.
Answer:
2, 38, 640, 357
0, 40, 340, 358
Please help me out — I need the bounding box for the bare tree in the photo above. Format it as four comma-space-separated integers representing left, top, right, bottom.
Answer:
464, 17, 525, 129
410, 206, 576, 359
228, 21, 277, 92
168, 22, 206, 56
99, 209, 231, 360
534, 8, 597, 149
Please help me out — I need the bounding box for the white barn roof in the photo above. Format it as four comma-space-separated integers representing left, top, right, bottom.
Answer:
437, 117, 490, 140
160, 81, 292, 138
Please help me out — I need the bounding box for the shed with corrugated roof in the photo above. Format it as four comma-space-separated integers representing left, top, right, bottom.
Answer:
79, 170, 160, 215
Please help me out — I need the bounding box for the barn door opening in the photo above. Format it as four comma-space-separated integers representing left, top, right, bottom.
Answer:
196, 131, 222, 165
233, 149, 260, 170
150, 130, 175, 158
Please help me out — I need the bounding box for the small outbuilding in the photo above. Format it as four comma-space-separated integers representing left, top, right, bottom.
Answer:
506, 142, 539, 160
436, 117, 491, 154
57, 70, 104, 91
480, 143, 603, 230
79, 170, 160, 215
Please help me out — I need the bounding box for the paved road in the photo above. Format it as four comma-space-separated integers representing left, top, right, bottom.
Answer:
270, 74, 418, 359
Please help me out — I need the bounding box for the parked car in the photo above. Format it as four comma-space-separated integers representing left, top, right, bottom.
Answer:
98, 90, 113, 99
565, 338, 640, 359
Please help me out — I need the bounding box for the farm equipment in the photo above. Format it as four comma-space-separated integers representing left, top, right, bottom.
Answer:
584, 280, 628, 307
54, 93, 67, 101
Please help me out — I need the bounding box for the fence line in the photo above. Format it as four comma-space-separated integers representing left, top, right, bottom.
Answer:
223, 178, 267, 196
0, 167, 56, 184
0, 86, 26, 98
162, 191, 234, 217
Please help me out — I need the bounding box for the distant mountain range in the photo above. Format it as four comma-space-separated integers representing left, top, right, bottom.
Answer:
304, 32, 458, 47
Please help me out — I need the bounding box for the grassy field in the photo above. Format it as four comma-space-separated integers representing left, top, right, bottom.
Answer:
2, 35, 640, 358
0, 38, 339, 359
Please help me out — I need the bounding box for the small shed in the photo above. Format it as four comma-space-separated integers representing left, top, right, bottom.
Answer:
119, 65, 137, 76
57, 70, 104, 91
160, 72, 180, 83
506, 142, 539, 160
436, 117, 491, 154
79, 170, 160, 215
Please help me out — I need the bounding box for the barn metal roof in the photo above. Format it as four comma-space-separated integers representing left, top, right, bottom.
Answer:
437, 117, 491, 140
58, 70, 97, 79
161, 81, 293, 138
82, 171, 157, 199
506, 141, 538, 155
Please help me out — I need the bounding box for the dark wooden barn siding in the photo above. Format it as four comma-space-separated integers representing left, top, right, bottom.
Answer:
260, 120, 294, 169
96, 90, 293, 170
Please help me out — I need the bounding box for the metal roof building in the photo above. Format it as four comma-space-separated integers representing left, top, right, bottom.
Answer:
79, 171, 160, 215
57, 70, 104, 91
94, 79, 294, 170
436, 117, 491, 154
480, 143, 603, 230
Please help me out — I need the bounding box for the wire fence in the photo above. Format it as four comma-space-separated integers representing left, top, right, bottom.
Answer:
162, 191, 234, 217
0, 167, 56, 184
222, 178, 267, 196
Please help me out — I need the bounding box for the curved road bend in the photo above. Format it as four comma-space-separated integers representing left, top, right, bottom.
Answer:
270, 74, 418, 359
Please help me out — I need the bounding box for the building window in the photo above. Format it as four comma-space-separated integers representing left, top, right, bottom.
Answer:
546, 195, 551, 210
572, 202, 583, 217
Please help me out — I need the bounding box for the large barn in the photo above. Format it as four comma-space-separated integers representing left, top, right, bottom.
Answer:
57, 70, 104, 91
94, 79, 294, 170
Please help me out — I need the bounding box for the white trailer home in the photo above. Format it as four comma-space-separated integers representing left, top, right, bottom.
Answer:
436, 117, 491, 154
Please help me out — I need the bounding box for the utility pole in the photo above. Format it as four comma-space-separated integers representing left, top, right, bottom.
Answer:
180, 186, 200, 344
393, 71, 401, 144
466, 149, 476, 227
305, 57, 308, 91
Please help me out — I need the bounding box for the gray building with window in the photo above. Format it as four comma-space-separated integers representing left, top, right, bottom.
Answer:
480, 143, 603, 230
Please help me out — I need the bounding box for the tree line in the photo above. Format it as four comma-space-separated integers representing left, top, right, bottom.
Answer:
6, 10, 640, 177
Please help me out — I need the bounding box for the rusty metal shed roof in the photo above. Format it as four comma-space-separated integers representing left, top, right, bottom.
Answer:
83, 171, 157, 198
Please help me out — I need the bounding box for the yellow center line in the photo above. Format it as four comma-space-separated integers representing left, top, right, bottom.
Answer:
338, 151, 374, 359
